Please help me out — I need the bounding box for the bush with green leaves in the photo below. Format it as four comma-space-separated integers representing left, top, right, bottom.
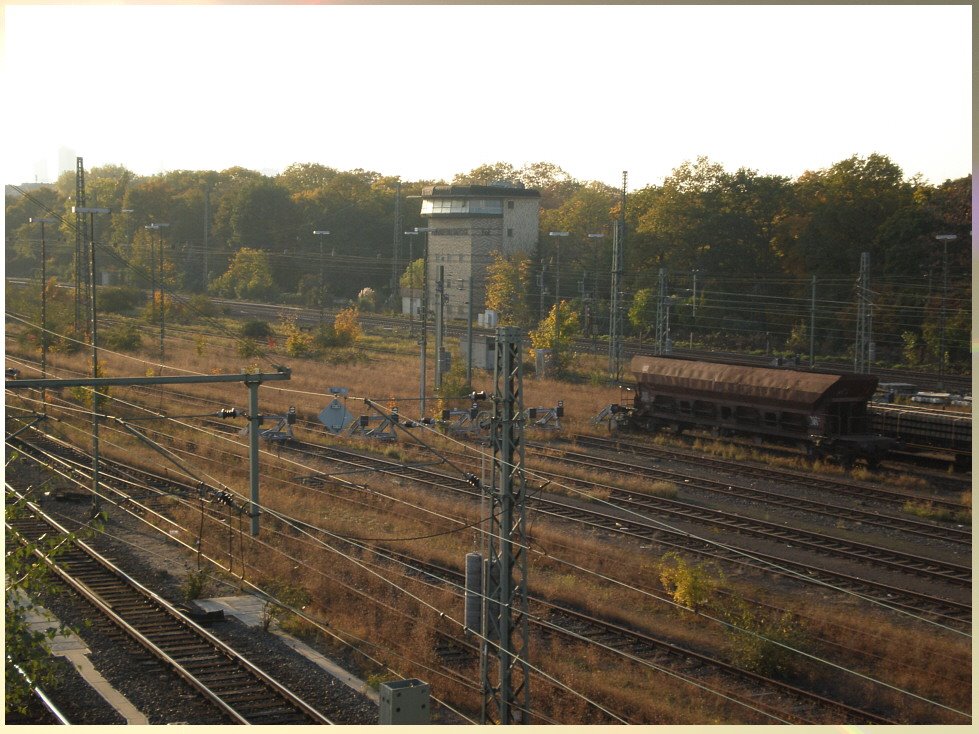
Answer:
722, 600, 807, 678
658, 550, 722, 613
98, 286, 145, 314
240, 320, 273, 340
5, 492, 76, 716
100, 322, 142, 352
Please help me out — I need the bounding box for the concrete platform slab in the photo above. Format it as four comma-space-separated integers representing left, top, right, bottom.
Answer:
15, 595, 149, 724
198, 594, 379, 703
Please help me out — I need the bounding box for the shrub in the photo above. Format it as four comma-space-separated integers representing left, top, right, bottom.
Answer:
357, 287, 377, 312
98, 286, 144, 314
241, 320, 273, 340
333, 307, 361, 345
101, 322, 143, 352
723, 600, 807, 678
259, 581, 311, 632
181, 569, 210, 600
237, 338, 263, 358
658, 551, 722, 612
280, 318, 314, 357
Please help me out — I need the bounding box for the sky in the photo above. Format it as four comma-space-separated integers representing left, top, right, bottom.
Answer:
1, 4, 973, 191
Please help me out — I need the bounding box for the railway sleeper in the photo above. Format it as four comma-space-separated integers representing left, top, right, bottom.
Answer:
217, 690, 277, 705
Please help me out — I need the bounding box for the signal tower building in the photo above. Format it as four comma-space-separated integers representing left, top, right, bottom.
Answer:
417, 182, 541, 319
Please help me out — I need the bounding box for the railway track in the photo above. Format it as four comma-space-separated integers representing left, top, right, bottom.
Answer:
532, 437, 971, 543
371, 548, 895, 724
9, 397, 972, 629
566, 433, 970, 513
5, 491, 334, 725
7, 422, 965, 724
261, 434, 973, 628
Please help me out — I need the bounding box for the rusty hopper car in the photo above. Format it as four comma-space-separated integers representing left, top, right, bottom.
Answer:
630, 356, 894, 466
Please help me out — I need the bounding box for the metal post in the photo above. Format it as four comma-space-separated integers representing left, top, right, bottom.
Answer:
74, 158, 85, 335
391, 181, 402, 301
247, 378, 261, 536
418, 234, 428, 418
408, 235, 414, 337
89, 214, 101, 516
854, 252, 870, 373
435, 265, 444, 391
31, 217, 57, 408
73, 206, 111, 517
313, 231, 330, 326
935, 234, 957, 388
481, 326, 529, 725
203, 183, 210, 288
809, 275, 816, 368
159, 229, 165, 364
655, 268, 668, 355
420, 229, 430, 417
548, 232, 569, 374
467, 272, 474, 387
609, 172, 627, 379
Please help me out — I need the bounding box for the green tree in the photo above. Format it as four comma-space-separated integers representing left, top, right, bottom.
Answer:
452, 162, 518, 185
399, 258, 424, 291
484, 251, 534, 327
628, 287, 656, 346
209, 247, 275, 300
529, 301, 581, 374
5, 492, 79, 716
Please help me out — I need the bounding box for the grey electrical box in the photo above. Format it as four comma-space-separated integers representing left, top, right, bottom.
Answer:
379, 679, 430, 725
459, 335, 495, 371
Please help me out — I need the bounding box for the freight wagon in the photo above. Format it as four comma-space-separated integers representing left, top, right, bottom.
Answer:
624, 356, 895, 467
869, 404, 971, 468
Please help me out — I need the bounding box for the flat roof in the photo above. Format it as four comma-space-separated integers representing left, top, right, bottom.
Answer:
422, 184, 540, 198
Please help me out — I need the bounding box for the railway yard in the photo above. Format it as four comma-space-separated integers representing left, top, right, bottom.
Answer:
3, 316, 972, 726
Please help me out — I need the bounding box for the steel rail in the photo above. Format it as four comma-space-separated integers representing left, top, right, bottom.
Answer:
5, 495, 334, 725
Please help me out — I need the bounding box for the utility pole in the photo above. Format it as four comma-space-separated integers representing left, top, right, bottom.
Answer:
391, 181, 402, 303
31, 217, 57, 409
467, 271, 474, 387
146, 223, 170, 365
537, 264, 547, 322
435, 265, 445, 391
481, 326, 530, 725
74, 206, 110, 518
655, 268, 669, 355
854, 252, 871, 373
313, 231, 330, 326
203, 183, 210, 289
935, 234, 957, 389
414, 227, 434, 417
74, 157, 86, 334
609, 171, 626, 379
809, 275, 816, 368
548, 232, 569, 373
403, 231, 417, 337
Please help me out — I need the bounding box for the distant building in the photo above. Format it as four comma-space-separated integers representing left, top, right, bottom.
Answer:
413, 182, 540, 320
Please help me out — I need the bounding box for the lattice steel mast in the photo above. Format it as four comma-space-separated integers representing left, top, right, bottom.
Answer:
608, 171, 626, 379
481, 326, 530, 724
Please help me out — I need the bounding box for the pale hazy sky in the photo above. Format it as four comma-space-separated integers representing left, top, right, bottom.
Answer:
2, 4, 972, 190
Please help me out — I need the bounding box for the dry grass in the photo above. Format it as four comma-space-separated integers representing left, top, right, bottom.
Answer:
6, 316, 971, 725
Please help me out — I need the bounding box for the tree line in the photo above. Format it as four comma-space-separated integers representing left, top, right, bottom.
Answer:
5, 155, 971, 372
